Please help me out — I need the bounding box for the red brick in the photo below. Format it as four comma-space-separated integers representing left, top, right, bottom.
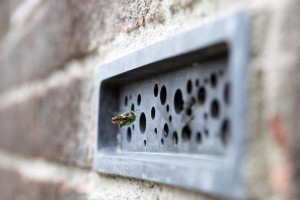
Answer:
0, 168, 87, 200
0, 0, 165, 92
0, 76, 94, 167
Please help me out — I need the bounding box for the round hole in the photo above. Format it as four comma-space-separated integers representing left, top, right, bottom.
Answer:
195, 79, 199, 87
161, 138, 164, 145
125, 96, 128, 106
182, 126, 191, 142
210, 99, 220, 119
186, 107, 192, 116
154, 128, 157, 134
151, 107, 155, 119
144, 140, 147, 146
137, 94, 141, 106
174, 89, 184, 114
173, 131, 178, 145
187, 80, 192, 94
169, 115, 172, 122
196, 132, 202, 144
166, 104, 169, 112
139, 112, 146, 133
204, 128, 209, 137
198, 87, 206, 105
191, 97, 196, 105
221, 119, 230, 146
164, 123, 169, 137
131, 104, 135, 111
160, 85, 167, 105
224, 82, 231, 104
210, 73, 217, 87
127, 127, 131, 142
154, 84, 159, 97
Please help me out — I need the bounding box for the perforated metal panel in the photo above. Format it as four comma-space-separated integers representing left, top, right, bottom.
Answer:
94, 11, 249, 199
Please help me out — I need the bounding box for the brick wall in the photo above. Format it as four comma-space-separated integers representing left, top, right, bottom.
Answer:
0, 0, 300, 199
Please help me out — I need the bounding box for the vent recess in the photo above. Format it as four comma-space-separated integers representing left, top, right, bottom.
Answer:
94, 11, 248, 199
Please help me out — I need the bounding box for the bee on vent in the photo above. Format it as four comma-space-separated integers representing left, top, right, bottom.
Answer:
111, 110, 138, 128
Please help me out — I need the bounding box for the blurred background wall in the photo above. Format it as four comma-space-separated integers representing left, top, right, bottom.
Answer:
0, 0, 300, 199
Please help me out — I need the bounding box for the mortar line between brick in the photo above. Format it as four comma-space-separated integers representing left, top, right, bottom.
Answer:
0, 52, 98, 109
0, 150, 98, 190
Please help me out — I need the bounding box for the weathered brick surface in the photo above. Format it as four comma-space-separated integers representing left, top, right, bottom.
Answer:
0, 74, 94, 167
0, 168, 87, 200
0, 0, 9, 40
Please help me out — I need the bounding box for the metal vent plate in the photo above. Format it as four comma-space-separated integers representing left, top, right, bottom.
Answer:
94, 11, 248, 199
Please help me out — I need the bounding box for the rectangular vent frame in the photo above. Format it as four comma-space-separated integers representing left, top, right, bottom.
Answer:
94, 11, 249, 199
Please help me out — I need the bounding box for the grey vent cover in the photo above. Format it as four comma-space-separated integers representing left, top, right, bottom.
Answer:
94, 11, 249, 199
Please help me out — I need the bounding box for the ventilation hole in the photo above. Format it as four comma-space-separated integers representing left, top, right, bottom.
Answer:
151, 107, 155, 119
166, 104, 169, 112
224, 82, 231, 104
144, 140, 147, 146
187, 80, 192, 94
198, 87, 206, 105
160, 85, 167, 105
195, 79, 199, 87
124, 96, 128, 106
221, 119, 230, 146
127, 127, 131, 142
164, 123, 169, 137
182, 126, 191, 142
186, 107, 192, 116
154, 84, 159, 97
196, 132, 202, 144
161, 138, 164, 145
174, 89, 184, 114
132, 124, 135, 130
204, 113, 208, 120
173, 131, 178, 145
131, 104, 135, 111
210, 73, 217, 87
139, 112, 146, 133
154, 128, 157, 134
169, 115, 172, 122
204, 129, 209, 137
210, 99, 220, 119
137, 94, 141, 106
191, 97, 196, 105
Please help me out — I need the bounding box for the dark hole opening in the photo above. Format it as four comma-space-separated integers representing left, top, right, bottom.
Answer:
154, 128, 157, 134
137, 94, 141, 106
198, 87, 206, 105
210, 99, 220, 119
144, 140, 147, 146
161, 138, 164, 145
164, 123, 169, 137
124, 96, 128, 106
224, 82, 231, 104
221, 119, 230, 147
131, 104, 135, 111
173, 131, 178, 145
196, 132, 202, 144
187, 80, 192, 94
127, 127, 131, 142
210, 73, 217, 87
151, 107, 155, 119
160, 85, 167, 105
174, 89, 184, 114
166, 104, 169, 112
139, 112, 146, 133
154, 84, 158, 97
169, 115, 172, 122
182, 126, 191, 142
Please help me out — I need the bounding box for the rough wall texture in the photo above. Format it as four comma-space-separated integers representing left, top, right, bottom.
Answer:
0, 0, 300, 199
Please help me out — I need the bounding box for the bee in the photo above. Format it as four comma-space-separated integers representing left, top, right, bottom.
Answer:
111, 110, 138, 128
